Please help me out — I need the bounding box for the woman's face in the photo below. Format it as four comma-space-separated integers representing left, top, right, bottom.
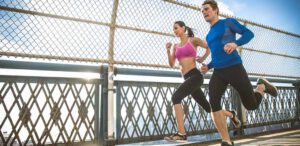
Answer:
173, 23, 185, 37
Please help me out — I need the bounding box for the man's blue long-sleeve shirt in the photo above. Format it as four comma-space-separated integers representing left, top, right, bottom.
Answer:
206, 18, 254, 69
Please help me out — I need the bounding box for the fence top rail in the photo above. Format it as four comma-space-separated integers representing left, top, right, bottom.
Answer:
1, 1, 300, 39
0, 75, 100, 83
0, 59, 102, 73
115, 66, 298, 84
0, 60, 298, 84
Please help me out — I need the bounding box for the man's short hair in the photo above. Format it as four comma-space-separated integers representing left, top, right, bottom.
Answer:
202, 0, 219, 15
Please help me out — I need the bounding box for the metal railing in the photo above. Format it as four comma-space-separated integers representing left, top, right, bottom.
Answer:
112, 67, 300, 145
1, 0, 300, 145
0, 60, 299, 145
0, 60, 106, 146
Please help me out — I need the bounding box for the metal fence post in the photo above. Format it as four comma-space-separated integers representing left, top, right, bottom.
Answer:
115, 81, 121, 144
95, 77, 101, 145
292, 80, 300, 123
100, 65, 109, 146
107, 0, 119, 144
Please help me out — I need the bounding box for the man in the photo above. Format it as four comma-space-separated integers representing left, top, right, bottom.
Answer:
200, 0, 278, 145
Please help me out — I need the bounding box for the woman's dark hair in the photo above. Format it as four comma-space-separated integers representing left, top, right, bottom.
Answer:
174, 21, 194, 37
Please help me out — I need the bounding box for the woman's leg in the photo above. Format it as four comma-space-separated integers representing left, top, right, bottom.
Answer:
171, 75, 203, 134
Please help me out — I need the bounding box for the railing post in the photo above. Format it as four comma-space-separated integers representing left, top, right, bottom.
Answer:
115, 80, 121, 143
292, 80, 300, 123
107, 0, 119, 145
95, 76, 101, 145
100, 65, 109, 146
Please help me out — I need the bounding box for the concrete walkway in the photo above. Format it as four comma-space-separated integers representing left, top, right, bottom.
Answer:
210, 129, 300, 146
118, 129, 300, 146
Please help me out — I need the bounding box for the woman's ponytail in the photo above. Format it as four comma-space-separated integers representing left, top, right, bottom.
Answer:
185, 26, 194, 37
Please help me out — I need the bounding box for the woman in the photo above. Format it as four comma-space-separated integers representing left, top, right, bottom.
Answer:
164, 21, 211, 142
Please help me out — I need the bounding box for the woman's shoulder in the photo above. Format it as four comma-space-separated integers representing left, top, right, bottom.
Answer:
189, 37, 202, 44
189, 37, 200, 40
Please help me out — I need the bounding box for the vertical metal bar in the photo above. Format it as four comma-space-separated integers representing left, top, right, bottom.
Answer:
94, 79, 100, 145
297, 86, 300, 120
107, 0, 119, 140
292, 80, 300, 122
100, 65, 109, 145
108, 0, 119, 67
116, 82, 121, 141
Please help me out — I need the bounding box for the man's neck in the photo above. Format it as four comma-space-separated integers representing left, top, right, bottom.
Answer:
210, 17, 219, 26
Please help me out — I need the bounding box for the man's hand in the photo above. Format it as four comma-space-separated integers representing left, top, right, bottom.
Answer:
200, 63, 208, 75
196, 56, 205, 63
224, 43, 238, 54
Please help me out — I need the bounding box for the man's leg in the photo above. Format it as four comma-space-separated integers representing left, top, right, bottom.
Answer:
209, 71, 231, 143
229, 64, 264, 110
212, 110, 231, 142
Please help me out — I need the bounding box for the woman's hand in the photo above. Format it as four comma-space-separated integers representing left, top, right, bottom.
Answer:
166, 42, 172, 52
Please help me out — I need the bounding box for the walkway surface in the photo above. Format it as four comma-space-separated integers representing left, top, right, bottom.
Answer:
117, 129, 300, 146
208, 129, 300, 146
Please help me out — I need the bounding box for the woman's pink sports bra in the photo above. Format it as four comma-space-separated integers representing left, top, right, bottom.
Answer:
175, 41, 196, 60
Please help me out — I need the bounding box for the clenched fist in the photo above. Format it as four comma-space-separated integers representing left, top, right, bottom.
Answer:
200, 63, 208, 75
166, 42, 172, 51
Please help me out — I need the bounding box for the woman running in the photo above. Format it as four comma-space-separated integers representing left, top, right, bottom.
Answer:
164, 21, 211, 142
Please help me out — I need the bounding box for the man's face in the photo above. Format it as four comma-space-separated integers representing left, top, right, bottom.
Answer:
201, 4, 218, 22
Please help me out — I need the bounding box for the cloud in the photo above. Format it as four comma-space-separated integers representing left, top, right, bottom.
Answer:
179, 0, 235, 16
231, 3, 247, 13
217, 1, 235, 16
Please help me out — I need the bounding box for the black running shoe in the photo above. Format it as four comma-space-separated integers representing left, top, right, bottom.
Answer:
221, 141, 234, 146
164, 132, 187, 142
257, 77, 278, 97
229, 110, 241, 128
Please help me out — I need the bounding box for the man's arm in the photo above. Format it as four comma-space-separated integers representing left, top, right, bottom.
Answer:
227, 18, 254, 46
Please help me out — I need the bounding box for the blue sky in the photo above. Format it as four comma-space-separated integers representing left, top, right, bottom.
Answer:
183, 0, 300, 35
221, 0, 300, 35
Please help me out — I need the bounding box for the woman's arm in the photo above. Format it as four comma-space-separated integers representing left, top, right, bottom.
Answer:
166, 42, 176, 67
191, 37, 210, 63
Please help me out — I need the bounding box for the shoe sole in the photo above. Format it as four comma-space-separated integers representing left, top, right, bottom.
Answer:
164, 138, 187, 143
232, 116, 241, 128
260, 78, 278, 96
230, 110, 241, 128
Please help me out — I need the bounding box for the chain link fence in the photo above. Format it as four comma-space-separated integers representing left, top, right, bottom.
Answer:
1, 0, 299, 78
